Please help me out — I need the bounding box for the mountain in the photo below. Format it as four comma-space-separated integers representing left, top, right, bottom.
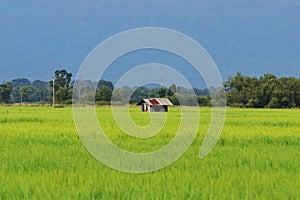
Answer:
32, 80, 49, 88
11, 78, 31, 87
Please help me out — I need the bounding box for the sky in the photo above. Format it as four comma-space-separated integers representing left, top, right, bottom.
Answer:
0, 0, 299, 86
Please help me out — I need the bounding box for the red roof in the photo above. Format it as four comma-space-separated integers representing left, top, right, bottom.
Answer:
148, 99, 159, 105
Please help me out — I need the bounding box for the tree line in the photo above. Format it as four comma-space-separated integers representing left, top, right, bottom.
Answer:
73, 80, 211, 106
224, 72, 300, 108
0, 79, 50, 103
1, 69, 300, 108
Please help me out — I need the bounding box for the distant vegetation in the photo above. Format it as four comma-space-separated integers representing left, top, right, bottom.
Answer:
225, 72, 300, 108
49, 69, 73, 104
11, 78, 49, 103
0, 70, 300, 108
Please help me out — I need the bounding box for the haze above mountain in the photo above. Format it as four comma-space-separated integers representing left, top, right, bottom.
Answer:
0, 0, 299, 87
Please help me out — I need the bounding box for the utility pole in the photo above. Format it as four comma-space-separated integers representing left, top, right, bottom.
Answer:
52, 77, 55, 107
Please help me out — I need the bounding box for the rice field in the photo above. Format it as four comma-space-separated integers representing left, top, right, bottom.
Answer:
0, 106, 299, 199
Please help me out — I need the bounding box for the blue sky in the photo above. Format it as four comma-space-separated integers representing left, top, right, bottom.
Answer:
0, 0, 299, 86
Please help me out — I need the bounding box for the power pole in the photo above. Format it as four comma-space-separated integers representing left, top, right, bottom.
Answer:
52, 77, 55, 107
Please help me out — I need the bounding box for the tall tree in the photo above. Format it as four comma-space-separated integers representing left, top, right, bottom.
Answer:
52, 69, 72, 89
49, 69, 73, 104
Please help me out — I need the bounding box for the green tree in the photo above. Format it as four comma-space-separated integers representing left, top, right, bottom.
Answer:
0, 82, 12, 103
98, 79, 114, 90
56, 88, 73, 104
20, 86, 33, 103
111, 88, 122, 102
49, 69, 73, 104
158, 87, 167, 98
96, 86, 112, 102
129, 87, 149, 103
169, 95, 179, 105
167, 84, 176, 96
54, 69, 72, 89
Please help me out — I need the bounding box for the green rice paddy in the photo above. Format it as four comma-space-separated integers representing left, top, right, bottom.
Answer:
0, 106, 299, 199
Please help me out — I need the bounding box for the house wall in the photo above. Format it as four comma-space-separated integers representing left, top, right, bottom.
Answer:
141, 103, 149, 112
150, 105, 167, 112
163, 105, 168, 112
140, 103, 169, 112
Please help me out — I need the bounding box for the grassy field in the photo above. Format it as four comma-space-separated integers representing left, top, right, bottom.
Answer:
0, 106, 299, 199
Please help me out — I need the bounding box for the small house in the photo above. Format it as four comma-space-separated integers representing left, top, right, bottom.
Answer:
137, 98, 173, 112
